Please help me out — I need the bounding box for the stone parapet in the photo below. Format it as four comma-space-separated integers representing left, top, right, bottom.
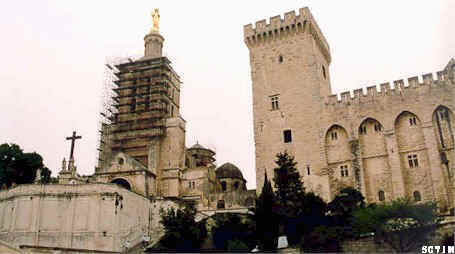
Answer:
244, 7, 331, 63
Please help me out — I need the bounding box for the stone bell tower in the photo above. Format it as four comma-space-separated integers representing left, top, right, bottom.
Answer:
96, 9, 186, 198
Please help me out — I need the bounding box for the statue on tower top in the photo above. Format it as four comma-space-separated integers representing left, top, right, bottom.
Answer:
151, 9, 160, 33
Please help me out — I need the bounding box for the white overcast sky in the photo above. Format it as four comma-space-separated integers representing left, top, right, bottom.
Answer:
0, 1, 453, 189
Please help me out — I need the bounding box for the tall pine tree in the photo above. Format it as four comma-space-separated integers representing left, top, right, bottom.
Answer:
272, 151, 308, 245
255, 172, 279, 251
273, 151, 305, 217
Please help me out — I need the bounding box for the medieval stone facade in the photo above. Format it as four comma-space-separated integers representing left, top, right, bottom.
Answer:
0, 11, 254, 252
245, 7, 455, 211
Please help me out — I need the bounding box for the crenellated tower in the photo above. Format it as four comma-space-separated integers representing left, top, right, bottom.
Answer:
245, 7, 455, 210
244, 7, 333, 194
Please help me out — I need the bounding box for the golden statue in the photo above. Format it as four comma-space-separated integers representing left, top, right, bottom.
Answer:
151, 8, 160, 32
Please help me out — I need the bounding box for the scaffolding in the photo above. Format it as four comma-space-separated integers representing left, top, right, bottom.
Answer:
96, 55, 181, 168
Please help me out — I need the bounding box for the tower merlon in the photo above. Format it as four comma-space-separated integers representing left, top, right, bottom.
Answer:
367, 85, 378, 96
340, 91, 351, 103
380, 82, 391, 94
423, 73, 434, 85
243, 7, 331, 63
324, 67, 453, 107
394, 79, 405, 91
408, 76, 419, 88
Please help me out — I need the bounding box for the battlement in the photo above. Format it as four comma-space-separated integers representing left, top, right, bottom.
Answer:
244, 7, 331, 63
325, 68, 454, 106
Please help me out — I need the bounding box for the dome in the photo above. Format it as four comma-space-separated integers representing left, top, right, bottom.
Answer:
216, 163, 244, 180
189, 143, 206, 150
188, 143, 215, 155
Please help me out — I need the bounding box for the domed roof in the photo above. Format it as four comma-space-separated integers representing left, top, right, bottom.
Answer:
189, 143, 206, 150
188, 143, 215, 156
216, 162, 244, 180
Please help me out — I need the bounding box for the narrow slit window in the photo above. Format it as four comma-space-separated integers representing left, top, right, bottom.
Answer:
283, 130, 292, 143
131, 98, 136, 112
378, 190, 385, 201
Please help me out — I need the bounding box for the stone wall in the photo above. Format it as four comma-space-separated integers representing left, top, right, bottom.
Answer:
0, 184, 178, 252
245, 7, 455, 211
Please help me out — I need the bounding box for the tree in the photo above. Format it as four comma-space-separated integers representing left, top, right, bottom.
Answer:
254, 172, 279, 251
0, 143, 51, 187
212, 213, 255, 252
327, 187, 365, 237
40, 167, 53, 184
272, 152, 328, 246
272, 152, 305, 218
155, 202, 206, 252
353, 198, 440, 252
328, 187, 365, 217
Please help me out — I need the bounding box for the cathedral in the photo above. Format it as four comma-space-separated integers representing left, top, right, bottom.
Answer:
0, 9, 254, 253
245, 8, 455, 212
0, 6, 453, 253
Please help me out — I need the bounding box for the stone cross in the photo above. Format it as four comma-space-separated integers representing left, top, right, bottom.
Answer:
66, 131, 82, 160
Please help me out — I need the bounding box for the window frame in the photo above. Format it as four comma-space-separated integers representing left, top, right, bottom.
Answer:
360, 125, 367, 135
271, 95, 280, 110
378, 190, 385, 201
331, 131, 338, 140
283, 129, 292, 143
408, 154, 419, 168
413, 191, 421, 202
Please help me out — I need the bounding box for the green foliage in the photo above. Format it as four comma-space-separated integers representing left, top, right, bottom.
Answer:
301, 225, 342, 253
212, 213, 255, 252
40, 167, 52, 184
353, 198, 440, 252
156, 202, 206, 252
273, 152, 305, 215
326, 187, 366, 239
0, 143, 49, 187
254, 172, 279, 251
272, 151, 328, 246
328, 187, 365, 216
226, 239, 249, 252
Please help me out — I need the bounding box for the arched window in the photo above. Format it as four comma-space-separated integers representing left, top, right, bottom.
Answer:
278, 55, 283, 63
378, 190, 385, 201
233, 182, 239, 190
413, 191, 421, 202
221, 181, 227, 192
111, 178, 131, 190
